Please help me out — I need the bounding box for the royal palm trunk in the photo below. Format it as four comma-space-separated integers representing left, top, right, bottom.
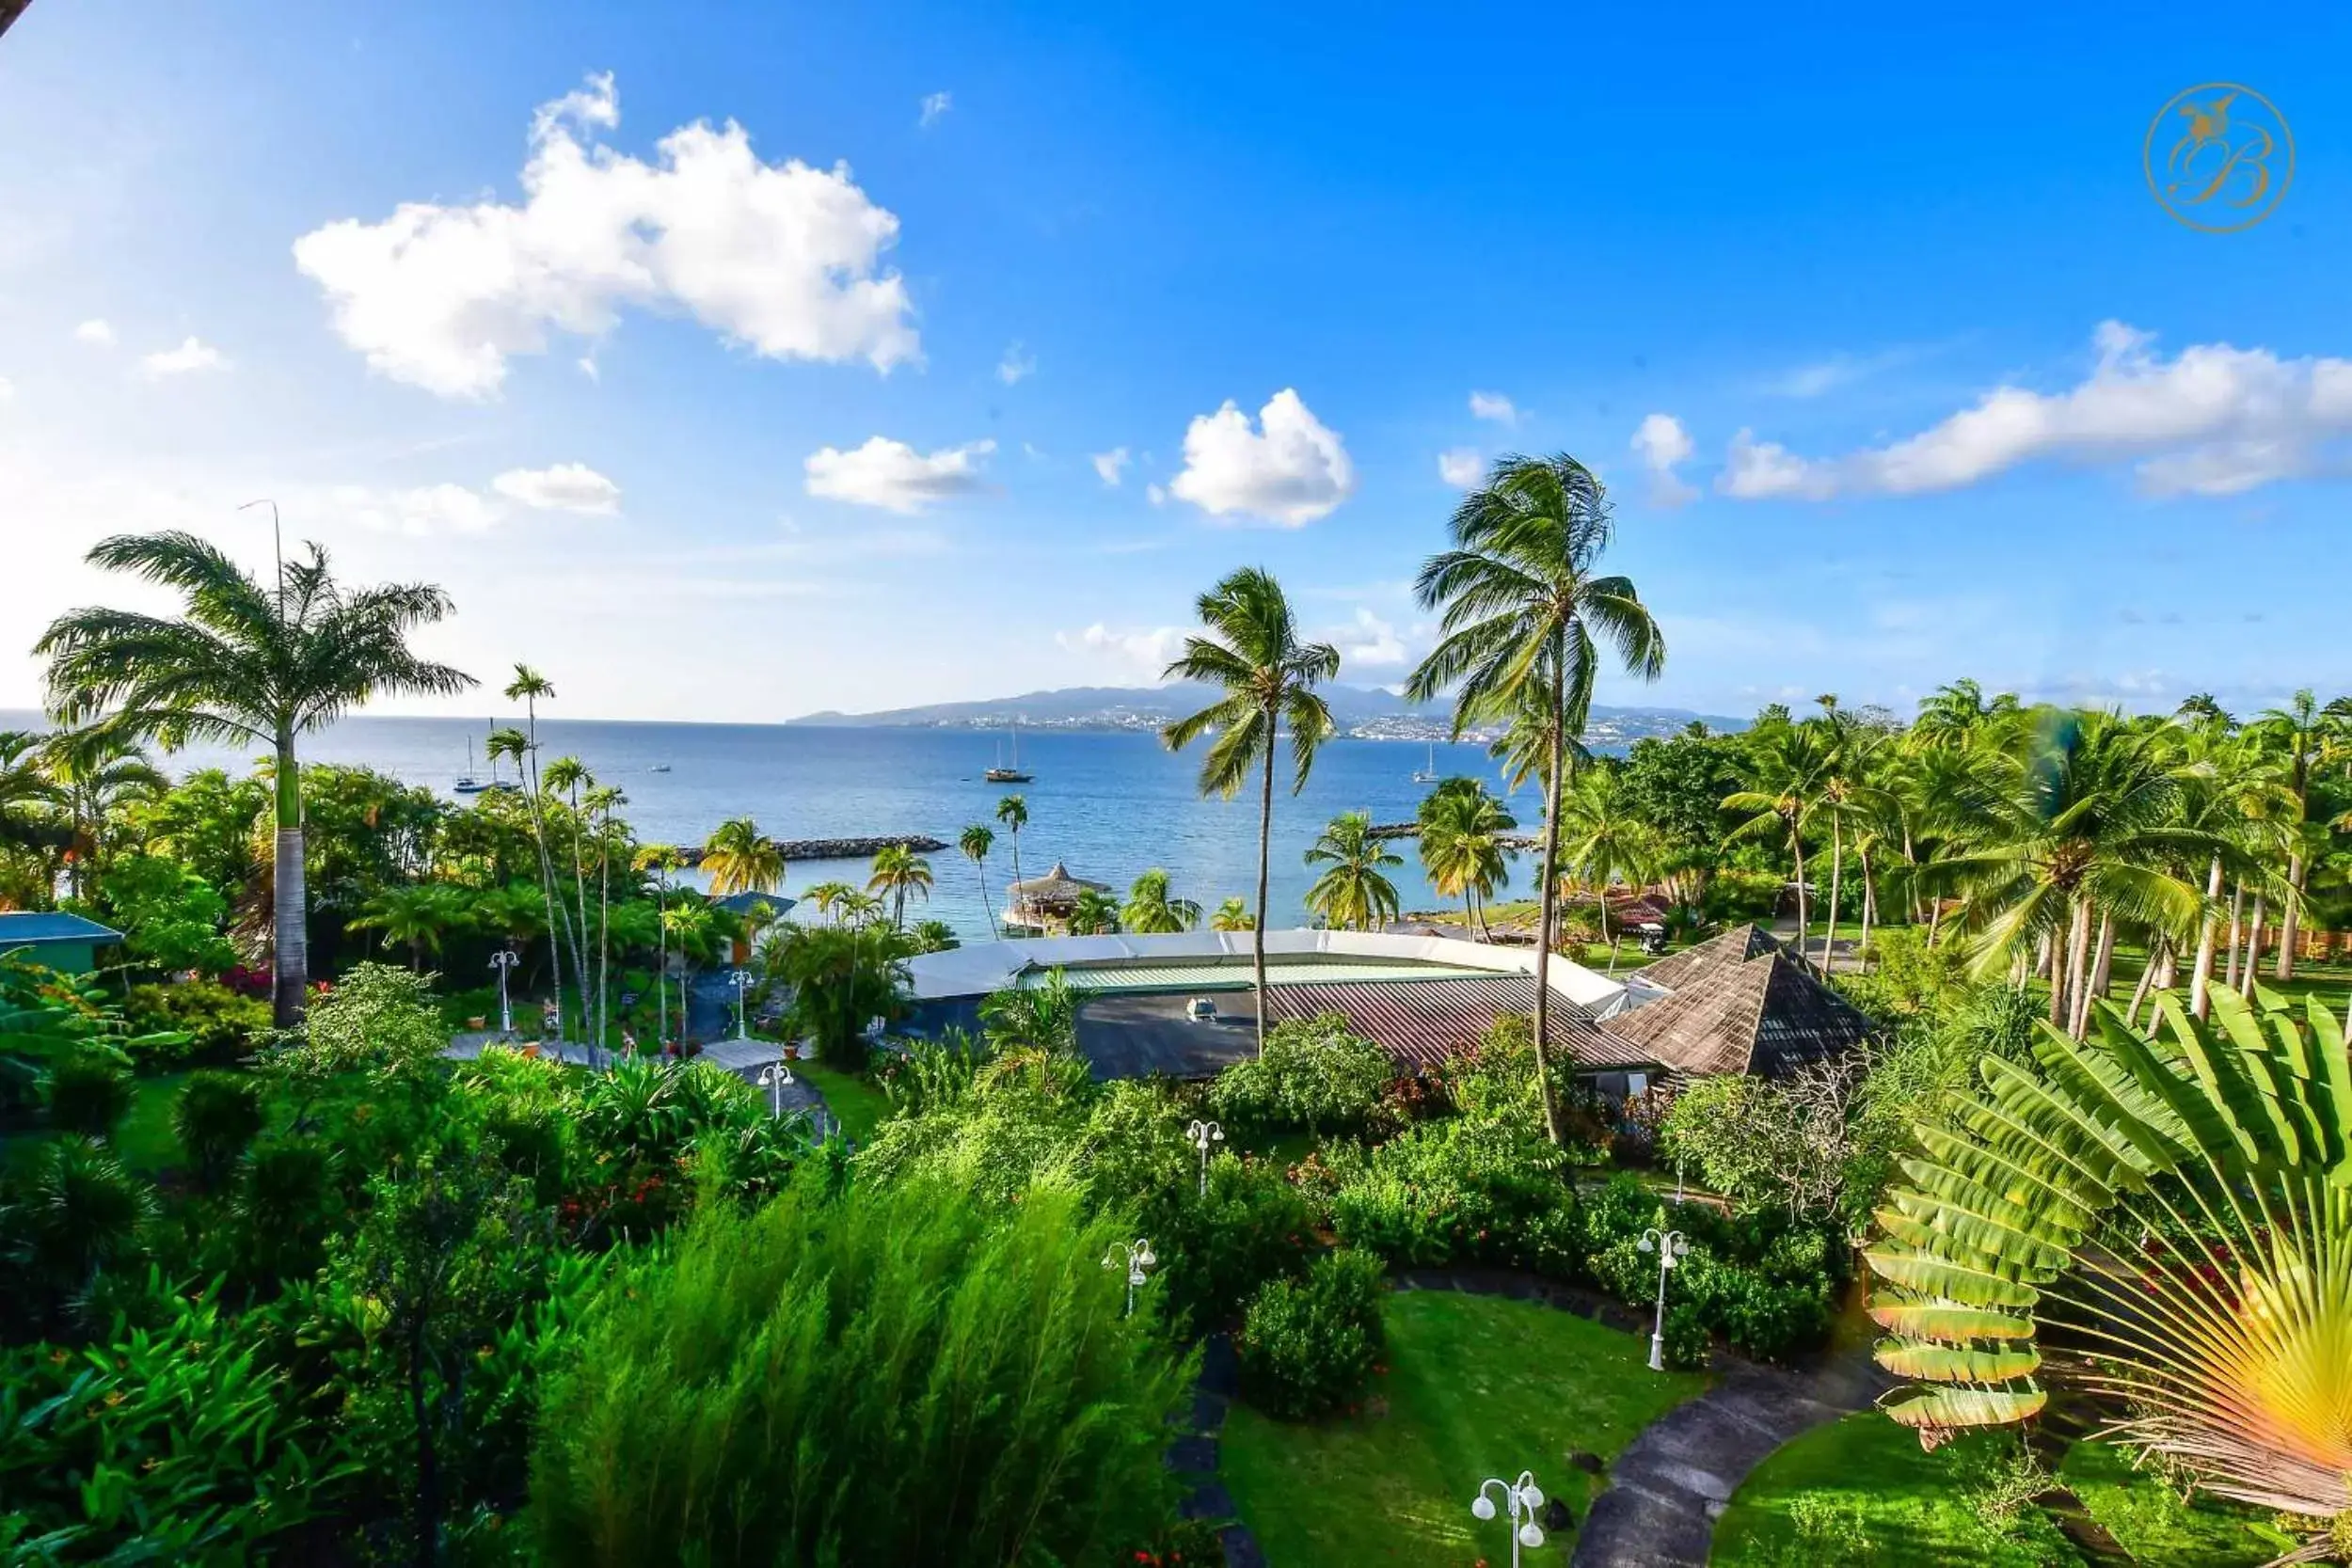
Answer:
2190, 853, 2223, 1020
1530, 669, 1568, 1148
272, 734, 308, 1028
1251, 714, 1274, 1054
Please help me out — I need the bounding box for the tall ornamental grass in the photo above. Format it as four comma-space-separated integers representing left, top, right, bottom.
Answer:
530, 1166, 1196, 1566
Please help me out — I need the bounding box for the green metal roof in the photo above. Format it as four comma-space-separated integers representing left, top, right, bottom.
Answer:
1021, 957, 1497, 993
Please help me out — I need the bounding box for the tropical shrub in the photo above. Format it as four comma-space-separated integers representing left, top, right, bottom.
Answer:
1325, 1117, 1578, 1273
124, 979, 270, 1064
530, 1168, 1195, 1565
172, 1069, 266, 1189
43, 1046, 136, 1138
0, 1136, 156, 1337
227, 1136, 342, 1290
1235, 1246, 1389, 1420
1211, 1013, 1396, 1137
1142, 1150, 1316, 1338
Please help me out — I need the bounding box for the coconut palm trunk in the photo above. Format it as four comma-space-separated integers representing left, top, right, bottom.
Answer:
2276, 851, 2305, 982
2224, 883, 2244, 992
1250, 710, 1276, 1049
2190, 853, 2224, 1019
2239, 893, 2265, 999
272, 732, 308, 1024
1529, 661, 1569, 1147
1820, 810, 1843, 974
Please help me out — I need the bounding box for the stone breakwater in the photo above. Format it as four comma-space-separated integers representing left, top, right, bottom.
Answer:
1365, 821, 1539, 850
677, 834, 946, 866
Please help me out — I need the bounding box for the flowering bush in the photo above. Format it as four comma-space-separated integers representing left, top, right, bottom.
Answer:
1325, 1117, 1578, 1274
1236, 1246, 1388, 1420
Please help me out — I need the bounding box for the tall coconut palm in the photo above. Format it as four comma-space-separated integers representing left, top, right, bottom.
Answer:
866, 844, 933, 929
486, 723, 565, 1025
40, 728, 167, 900
1303, 811, 1403, 932
1068, 887, 1120, 936
543, 756, 598, 1038
1911, 677, 2021, 748
38, 531, 472, 1024
801, 879, 857, 925
502, 668, 589, 1038
1418, 782, 1516, 937
700, 816, 784, 896
1867, 989, 2352, 1548
1552, 764, 1663, 971
1162, 567, 1341, 1053
2249, 689, 2341, 981
632, 843, 682, 1043
994, 795, 1029, 919
959, 823, 998, 938
1209, 896, 1254, 932
1726, 721, 1836, 965
1406, 455, 1664, 1147
1121, 868, 1202, 934
585, 784, 625, 1048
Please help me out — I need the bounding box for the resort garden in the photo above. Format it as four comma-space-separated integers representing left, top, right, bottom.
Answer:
4, 466, 2351, 1566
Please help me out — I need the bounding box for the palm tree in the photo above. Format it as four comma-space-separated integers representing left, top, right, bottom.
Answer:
632, 843, 683, 1043
908, 918, 959, 955
585, 784, 625, 1048
543, 756, 598, 1039
2249, 689, 2339, 981
38, 531, 472, 1024
0, 731, 65, 897
1726, 721, 1835, 963
1405, 456, 1664, 1146
959, 823, 998, 938
1418, 781, 1516, 936
40, 728, 167, 901
1911, 677, 2020, 748
1552, 765, 1664, 972
1209, 896, 1254, 932
660, 899, 716, 1040
1302, 812, 1403, 931
801, 880, 858, 925
1067, 887, 1120, 936
351, 884, 465, 971
701, 816, 784, 896
485, 727, 560, 1016
993, 795, 1029, 916
1121, 868, 1201, 934
1867, 989, 2352, 1545
501, 667, 589, 1038
866, 843, 934, 929
1162, 567, 1341, 1053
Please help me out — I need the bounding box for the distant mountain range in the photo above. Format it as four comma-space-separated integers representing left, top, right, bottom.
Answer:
787, 684, 1746, 745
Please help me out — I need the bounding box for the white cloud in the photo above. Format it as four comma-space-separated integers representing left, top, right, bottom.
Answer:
491, 462, 622, 515
1328, 607, 1408, 669
1145, 482, 1168, 506
1168, 388, 1353, 526
918, 91, 953, 129
329, 482, 507, 536
136, 337, 229, 379
803, 436, 993, 513
0, 376, 12, 402
1438, 448, 1484, 488
1055, 622, 1186, 679
1630, 412, 1698, 507
1469, 389, 1518, 425
996, 341, 1035, 385
577, 356, 599, 383
73, 319, 115, 348
1091, 446, 1131, 486
293, 72, 918, 399
1716, 322, 2352, 501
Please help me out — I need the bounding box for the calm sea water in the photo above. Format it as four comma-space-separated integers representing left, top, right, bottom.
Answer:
5, 711, 1547, 939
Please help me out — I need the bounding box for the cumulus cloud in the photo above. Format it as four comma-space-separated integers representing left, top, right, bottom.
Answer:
1328, 607, 1408, 668
803, 436, 993, 513
1630, 413, 1697, 506
1469, 389, 1518, 425
1168, 388, 1353, 526
996, 341, 1035, 385
328, 482, 507, 536
577, 356, 599, 383
491, 462, 622, 515
73, 319, 115, 347
1091, 447, 1131, 486
1715, 322, 2352, 501
1437, 448, 1483, 488
918, 91, 953, 129
1145, 482, 1168, 506
136, 338, 229, 379
293, 73, 918, 399
1055, 622, 1186, 679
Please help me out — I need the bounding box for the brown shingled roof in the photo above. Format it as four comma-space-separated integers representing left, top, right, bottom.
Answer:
1261, 973, 1658, 1075
1601, 925, 1873, 1078
1626, 923, 1788, 993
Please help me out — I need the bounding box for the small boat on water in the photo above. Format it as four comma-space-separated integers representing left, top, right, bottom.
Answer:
1410, 742, 1440, 784
648, 764, 673, 774
454, 736, 487, 795
983, 722, 1033, 784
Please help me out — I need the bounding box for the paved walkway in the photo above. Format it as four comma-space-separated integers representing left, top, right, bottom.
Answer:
1571, 1339, 1892, 1567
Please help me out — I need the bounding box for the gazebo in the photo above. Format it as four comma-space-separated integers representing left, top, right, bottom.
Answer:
1004, 862, 1109, 933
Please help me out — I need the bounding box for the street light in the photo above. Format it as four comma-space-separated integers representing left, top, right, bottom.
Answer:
1102, 1238, 1156, 1318
729, 968, 753, 1040
1638, 1227, 1691, 1371
755, 1062, 795, 1118
1184, 1118, 1225, 1197
487, 949, 519, 1037
1470, 1471, 1548, 1567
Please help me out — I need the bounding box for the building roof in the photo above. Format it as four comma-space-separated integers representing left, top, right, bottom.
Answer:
712, 890, 797, 919
1006, 862, 1110, 902
1264, 972, 1658, 1075
0, 911, 122, 947
1600, 924, 1873, 1077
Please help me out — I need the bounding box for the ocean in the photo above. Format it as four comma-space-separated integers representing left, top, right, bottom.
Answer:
3, 711, 1548, 940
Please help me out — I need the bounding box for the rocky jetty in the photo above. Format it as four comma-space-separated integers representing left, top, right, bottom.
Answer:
676, 833, 946, 866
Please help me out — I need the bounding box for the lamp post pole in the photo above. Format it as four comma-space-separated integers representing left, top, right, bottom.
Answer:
756, 1062, 795, 1118
1102, 1238, 1156, 1318
730, 968, 752, 1040
488, 949, 518, 1037
1185, 1118, 1225, 1198
1639, 1227, 1690, 1371
1471, 1471, 1549, 1568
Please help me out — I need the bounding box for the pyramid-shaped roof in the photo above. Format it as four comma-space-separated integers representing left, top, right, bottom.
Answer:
1601, 925, 1873, 1077
1627, 923, 1788, 993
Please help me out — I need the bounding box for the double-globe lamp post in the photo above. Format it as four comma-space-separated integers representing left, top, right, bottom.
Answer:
755, 1062, 795, 1118
487, 949, 519, 1037
1638, 1227, 1690, 1371
1185, 1118, 1224, 1197
1102, 1238, 1155, 1318
729, 968, 752, 1040
1471, 1471, 1549, 1567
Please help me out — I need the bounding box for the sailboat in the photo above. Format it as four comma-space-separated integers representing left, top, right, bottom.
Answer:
984, 721, 1033, 784
454, 736, 487, 795
1410, 741, 1440, 784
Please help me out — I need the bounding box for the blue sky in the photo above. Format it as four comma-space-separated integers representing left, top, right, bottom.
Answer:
3, 1, 2348, 723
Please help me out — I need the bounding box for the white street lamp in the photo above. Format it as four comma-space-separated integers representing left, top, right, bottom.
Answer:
1638, 1227, 1691, 1371
730, 968, 753, 1040
1470, 1471, 1549, 1567
1184, 1118, 1225, 1197
1102, 1237, 1156, 1318
756, 1062, 795, 1118
487, 949, 519, 1037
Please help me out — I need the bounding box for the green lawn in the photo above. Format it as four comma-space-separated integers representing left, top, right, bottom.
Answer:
2, 1070, 189, 1175
786, 1061, 894, 1144
1711, 1410, 2293, 1566
1221, 1289, 1706, 1566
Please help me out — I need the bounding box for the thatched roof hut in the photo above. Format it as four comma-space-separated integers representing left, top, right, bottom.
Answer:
1006, 862, 1110, 925
1600, 924, 1874, 1078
